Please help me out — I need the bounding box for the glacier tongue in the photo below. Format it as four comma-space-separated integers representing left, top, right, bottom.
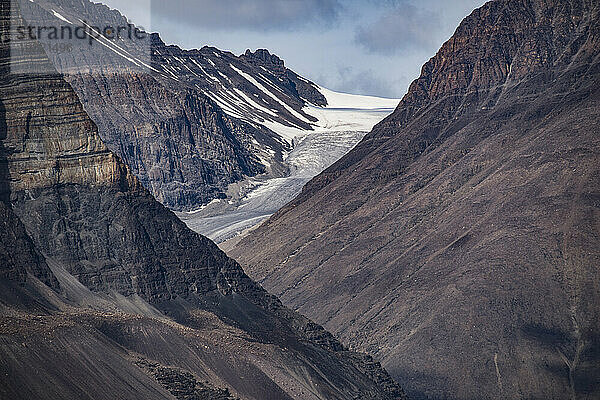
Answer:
178, 90, 398, 244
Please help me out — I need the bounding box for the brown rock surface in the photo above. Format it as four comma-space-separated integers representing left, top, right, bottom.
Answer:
229, 1, 600, 399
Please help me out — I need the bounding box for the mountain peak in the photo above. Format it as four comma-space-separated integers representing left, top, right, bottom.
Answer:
242, 48, 285, 67
374, 0, 598, 139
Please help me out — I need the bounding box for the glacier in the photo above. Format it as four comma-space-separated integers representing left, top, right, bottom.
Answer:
178, 87, 398, 244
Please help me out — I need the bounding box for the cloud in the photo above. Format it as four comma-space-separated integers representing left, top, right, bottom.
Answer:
149, 0, 343, 32
329, 66, 407, 98
355, 3, 441, 55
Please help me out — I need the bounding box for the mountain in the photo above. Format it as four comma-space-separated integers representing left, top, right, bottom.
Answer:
228, 0, 600, 399
12, 0, 353, 212
0, 1, 406, 398
12, 0, 399, 243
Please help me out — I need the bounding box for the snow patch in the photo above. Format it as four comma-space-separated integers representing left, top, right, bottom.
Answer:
230, 64, 312, 124
51, 9, 71, 24
232, 88, 279, 118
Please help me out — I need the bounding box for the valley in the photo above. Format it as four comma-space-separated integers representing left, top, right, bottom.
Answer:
2, 0, 599, 399
0, 1, 406, 399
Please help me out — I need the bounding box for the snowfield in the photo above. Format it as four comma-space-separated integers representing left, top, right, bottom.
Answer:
317, 86, 400, 109
177, 87, 399, 243
260, 86, 399, 143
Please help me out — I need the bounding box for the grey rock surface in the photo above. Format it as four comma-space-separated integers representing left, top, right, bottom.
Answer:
14, 0, 330, 211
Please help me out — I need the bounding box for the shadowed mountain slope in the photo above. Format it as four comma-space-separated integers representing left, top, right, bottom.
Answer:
229, 1, 600, 399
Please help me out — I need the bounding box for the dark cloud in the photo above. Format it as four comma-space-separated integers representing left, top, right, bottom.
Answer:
355, 3, 441, 54
150, 0, 343, 31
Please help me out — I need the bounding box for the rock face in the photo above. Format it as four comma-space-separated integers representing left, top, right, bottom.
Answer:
13, 0, 329, 211
241, 49, 328, 107
68, 67, 268, 210
0, 1, 405, 399
0, 202, 59, 290
229, 1, 600, 399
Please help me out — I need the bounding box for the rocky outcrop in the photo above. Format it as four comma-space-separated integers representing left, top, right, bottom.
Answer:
229, 1, 600, 399
133, 357, 237, 400
0, 202, 59, 290
0, 1, 405, 398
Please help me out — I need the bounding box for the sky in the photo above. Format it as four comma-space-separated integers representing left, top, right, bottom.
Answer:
100, 0, 486, 99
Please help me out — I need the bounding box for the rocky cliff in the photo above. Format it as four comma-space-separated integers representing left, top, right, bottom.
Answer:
229, 1, 600, 399
0, 1, 405, 398
11, 0, 330, 211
